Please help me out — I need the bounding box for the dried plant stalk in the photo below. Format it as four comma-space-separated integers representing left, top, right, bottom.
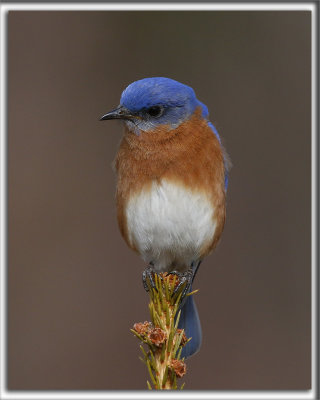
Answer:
131, 272, 197, 390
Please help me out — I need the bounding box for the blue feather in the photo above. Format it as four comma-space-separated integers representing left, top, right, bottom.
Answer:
197, 100, 209, 119
120, 77, 202, 128
120, 77, 197, 111
177, 288, 202, 359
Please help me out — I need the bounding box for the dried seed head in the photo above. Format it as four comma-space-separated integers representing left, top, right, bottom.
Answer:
133, 321, 150, 336
176, 329, 188, 346
148, 327, 167, 346
170, 359, 187, 378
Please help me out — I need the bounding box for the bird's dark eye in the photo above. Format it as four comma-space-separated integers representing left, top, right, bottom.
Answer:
146, 106, 163, 118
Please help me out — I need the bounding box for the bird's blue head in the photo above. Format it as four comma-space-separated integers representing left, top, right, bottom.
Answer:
100, 77, 209, 134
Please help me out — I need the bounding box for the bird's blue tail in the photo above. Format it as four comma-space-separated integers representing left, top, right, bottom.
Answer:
177, 287, 202, 359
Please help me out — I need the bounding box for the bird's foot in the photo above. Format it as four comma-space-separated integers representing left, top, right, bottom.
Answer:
167, 268, 193, 300
142, 263, 156, 292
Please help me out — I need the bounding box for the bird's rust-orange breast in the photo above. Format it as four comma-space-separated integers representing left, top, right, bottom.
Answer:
115, 107, 227, 257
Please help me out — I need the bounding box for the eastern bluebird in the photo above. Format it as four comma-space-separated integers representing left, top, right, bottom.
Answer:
100, 77, 230, 358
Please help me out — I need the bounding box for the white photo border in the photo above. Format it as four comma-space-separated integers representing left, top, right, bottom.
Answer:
0, 3, 317, 400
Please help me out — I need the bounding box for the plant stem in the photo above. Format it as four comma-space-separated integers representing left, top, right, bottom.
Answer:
132, 272, 193, 390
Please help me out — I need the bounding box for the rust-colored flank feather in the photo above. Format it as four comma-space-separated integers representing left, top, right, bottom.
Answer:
115, 107, 226, 258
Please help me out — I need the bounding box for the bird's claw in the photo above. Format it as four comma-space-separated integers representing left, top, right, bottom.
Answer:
143, 265, 194, 302
168, 268, 193, 300
142, 264, 156, 292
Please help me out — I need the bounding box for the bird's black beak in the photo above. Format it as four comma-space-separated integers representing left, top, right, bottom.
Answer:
100, 106, 138, 121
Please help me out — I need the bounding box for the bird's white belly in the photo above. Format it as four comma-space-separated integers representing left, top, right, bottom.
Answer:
125, 180, 216, 272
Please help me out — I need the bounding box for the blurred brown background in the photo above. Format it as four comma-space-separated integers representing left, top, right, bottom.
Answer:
7, 11, 311, 390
